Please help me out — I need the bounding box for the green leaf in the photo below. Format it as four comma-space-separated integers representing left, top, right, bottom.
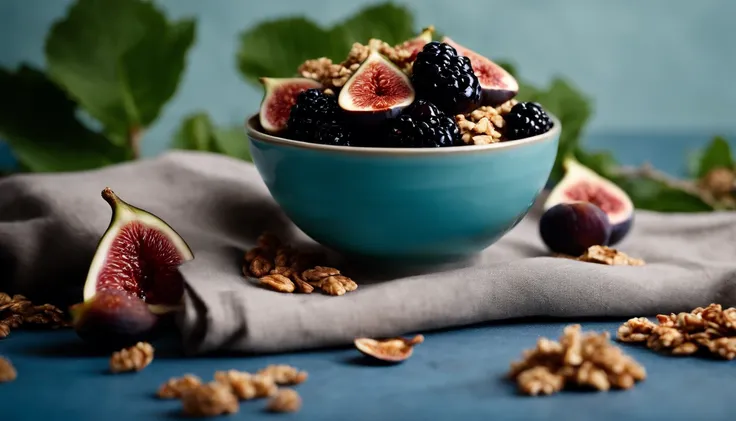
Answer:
173, 112, 251, 162
517, 77, 593, 183
0, 65, 130, 172
333, 3, 416, 48
611, 175, 714, 212
695, 136, 733, 178
236, 2, 416, 85
45, 0, 196, 143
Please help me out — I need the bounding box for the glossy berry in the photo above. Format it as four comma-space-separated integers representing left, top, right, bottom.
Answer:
287, 89, 352, 146
411, 42, 482, 115
504, 102, 553, 140
385, 100, 461, 148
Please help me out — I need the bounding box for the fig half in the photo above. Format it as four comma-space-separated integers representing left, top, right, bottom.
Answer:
83, 188, 194, 315
259, 77, 323, 134
395, 25, 435, 64
441, 36, 519, 106
545, 158, 634, 245
354, 334, 424, 363
338, 50, 415, 124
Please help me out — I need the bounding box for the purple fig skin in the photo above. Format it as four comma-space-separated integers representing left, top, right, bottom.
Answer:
70, 289, 160, 349
539, 202, 612, 256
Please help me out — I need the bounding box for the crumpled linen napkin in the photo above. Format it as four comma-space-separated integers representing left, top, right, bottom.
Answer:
1, 150, 734, 355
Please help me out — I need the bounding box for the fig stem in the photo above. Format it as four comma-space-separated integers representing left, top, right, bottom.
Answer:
101, 188, 120, 208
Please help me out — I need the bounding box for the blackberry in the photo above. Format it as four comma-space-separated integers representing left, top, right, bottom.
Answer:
504, 102, 553, 140
385, 99, 461, 148
411, 41, 482, 115
286, 89, 352, 146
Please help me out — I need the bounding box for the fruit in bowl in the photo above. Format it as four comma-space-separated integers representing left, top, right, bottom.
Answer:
245, 27, 561, 261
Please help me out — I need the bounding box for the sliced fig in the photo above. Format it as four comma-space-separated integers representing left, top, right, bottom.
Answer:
83, 188, 194, 315
70, 290, 159, 349
338, 50, 415, 123
539, 202, 612, 256
545, 158, 634, 245
354, 334, 424, 364
259, 77, 323, 134
441, 36, 519, 106
394, 25, 434, 63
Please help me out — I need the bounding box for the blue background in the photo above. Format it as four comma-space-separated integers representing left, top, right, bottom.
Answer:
1, 0, 735, 174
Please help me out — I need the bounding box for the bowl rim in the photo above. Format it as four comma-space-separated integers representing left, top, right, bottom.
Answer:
244, 111, 561, 157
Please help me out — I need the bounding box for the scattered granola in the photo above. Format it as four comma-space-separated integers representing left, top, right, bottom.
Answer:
157, 374, 202, 399
257, 364, 308, 386
552, 245, 645, 266
508, 324, 646, 396
579, 245, 645, 266
242, 233, 358, 296
109, 342, 154, 373
267, 388, 302, 413
698, 167, 735, 198
354, 334, 425, 362
454, 100, 517, 145
297, 27, 435, 89
0, 356, 16, 383
617, 303, 736, 360
0, 292, 70, 338
181, 382, 239, 417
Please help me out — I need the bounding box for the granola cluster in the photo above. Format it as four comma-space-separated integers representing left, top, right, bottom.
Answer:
554, 245, 645, 266
0, 356, 16, 383
160, 364, 307, 417
698, 167, 735, 198
617, 303, 736, 360
109, 342, 155, 373
243, 232, 358, 296
508, 324, 646, 396
0, 292, 70, 338
454, 99, 518, 145
298, 27, 434, 90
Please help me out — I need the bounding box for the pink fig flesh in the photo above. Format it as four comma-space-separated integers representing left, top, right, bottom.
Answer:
441, 36, 519, 106
395, 26, 434, 63
71, 290, 159, 349
259, 77, 323, 133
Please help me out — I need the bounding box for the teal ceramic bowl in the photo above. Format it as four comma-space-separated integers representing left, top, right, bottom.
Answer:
245, 113, 561, 262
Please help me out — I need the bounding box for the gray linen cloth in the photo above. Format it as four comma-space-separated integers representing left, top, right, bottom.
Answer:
1, 150, 735, 355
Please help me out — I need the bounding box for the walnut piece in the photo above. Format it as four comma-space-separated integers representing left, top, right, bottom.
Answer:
578, 245, 645, 266
508, 324, 646, 396
616, 303, 736, 360
517, 366, 564, 396
181, 382, 239, 417
157, 374, 202, 399
242, 233, 356, 296
0, 292, 69, 338
698, 167, 735, 197
0, 356, 16, 383
214, 370, 278, 400
109, 342, 154, 373
257, 364, 308, 385
267, 388, 302, 413
259, 274, 295, 293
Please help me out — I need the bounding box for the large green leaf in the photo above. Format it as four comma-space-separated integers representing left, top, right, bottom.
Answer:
694, 136, 733, 178
236, 2, 416, 85
0, 65, 130, 172
612, 175, 714, 212
172, 112, 251, 162
44, 0, 196, 143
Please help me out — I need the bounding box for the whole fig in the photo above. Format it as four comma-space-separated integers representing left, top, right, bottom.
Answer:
539, 202, 612, 256
70, 289, 159, 350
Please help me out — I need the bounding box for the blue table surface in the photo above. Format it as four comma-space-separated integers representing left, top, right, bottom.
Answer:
1, 319, 734, 421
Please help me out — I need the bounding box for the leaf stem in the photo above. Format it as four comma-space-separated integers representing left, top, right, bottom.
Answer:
128, 126, 144, 159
